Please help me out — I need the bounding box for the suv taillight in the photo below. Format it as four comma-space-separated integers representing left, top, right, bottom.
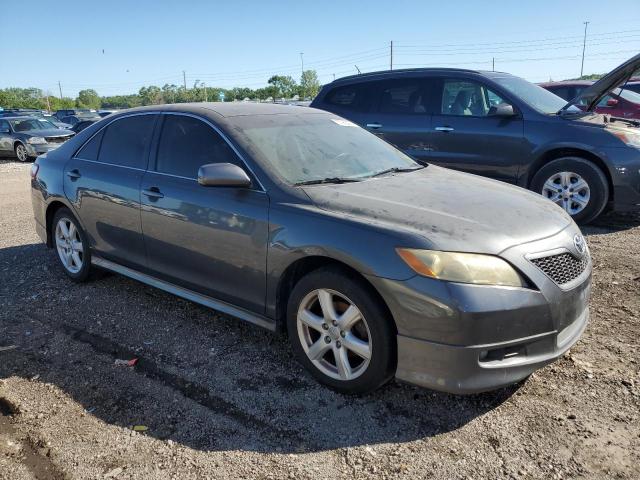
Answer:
30, 163, 39, 179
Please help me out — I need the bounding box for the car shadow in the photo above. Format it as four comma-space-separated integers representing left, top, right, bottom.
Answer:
582, 211, 640, 235
0, 243, 519, 453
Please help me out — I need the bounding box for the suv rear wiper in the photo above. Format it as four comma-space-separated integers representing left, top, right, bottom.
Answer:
367, 165, 425, 178
294, 177, 362, 186
609, 116, 640, 128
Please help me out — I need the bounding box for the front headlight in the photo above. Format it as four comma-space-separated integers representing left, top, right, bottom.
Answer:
609, 129, 640, 148
396, 248, 526, 287
26, 136, 47, 145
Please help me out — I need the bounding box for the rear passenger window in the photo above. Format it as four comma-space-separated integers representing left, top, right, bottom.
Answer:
325, 84, 370, 111
155, 115, 240, 178
76, 129, 104, 161
376, 80, 428, 114
98, 115, 156, 169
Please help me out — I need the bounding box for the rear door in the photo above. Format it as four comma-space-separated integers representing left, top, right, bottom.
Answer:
63, 113, 157, 269
428, 78, 525, 183
361, 78, 433, 164
314, 82, 375, 127
140, 113, 269, 313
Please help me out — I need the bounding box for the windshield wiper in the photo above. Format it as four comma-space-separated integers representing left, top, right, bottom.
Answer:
367, 165, 425, 178
294, 177, 362, 186
609, 116, 640, 128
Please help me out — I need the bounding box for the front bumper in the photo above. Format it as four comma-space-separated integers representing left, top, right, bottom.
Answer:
25, 142, 62, 157
366, 225, 592, 394
396, 307, 588, 393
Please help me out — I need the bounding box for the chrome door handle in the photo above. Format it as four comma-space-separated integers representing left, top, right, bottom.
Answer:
142, 188, 164, 199
366, 123, 382, 129
66, 169, 81, 179
434, 126, 454, 132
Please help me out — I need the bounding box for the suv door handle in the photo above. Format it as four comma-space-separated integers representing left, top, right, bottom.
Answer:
142, 187, 164, 199
434, 126, 454, 132
366, 123, 382, 129
66, 169, 81, 179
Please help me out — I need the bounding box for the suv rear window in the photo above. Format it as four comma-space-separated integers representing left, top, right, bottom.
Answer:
325, 84, 369, 111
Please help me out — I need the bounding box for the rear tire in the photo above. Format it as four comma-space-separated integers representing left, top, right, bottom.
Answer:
52, 208, 92, 282
530, 157, 608, 224
286, 266, 396, 394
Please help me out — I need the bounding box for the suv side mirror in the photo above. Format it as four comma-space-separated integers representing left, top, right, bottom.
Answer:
198, 163, 252, 188
489, 103, 516, 117
606, 98, 619, 107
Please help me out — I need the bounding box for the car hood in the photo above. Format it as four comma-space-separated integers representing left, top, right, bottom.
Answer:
564, 53, 640, 112
25, 129, 74, 137
302, 166, 572, 255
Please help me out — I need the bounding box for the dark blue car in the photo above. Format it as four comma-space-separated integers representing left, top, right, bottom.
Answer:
311, 54, 640, 224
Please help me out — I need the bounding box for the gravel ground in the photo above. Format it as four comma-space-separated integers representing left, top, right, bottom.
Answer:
0, 158, 638, 480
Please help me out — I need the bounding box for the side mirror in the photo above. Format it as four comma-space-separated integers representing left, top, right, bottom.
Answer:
197, 163, 252, 188
606, 98, 619, 107
489, 103, 516, 117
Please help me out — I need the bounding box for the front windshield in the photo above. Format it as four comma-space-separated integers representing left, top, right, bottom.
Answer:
10, 118, 56, 132
235, 114, 419, 185
492, 75, 575, 114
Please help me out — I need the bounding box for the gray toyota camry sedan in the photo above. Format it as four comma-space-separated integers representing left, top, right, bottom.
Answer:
30, 103, 591, 394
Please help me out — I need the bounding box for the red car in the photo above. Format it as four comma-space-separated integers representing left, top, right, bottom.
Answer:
540, 80, 640, 119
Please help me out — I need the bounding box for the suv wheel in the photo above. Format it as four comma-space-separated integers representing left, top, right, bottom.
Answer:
52, 208, 92, 282
531, 157, 609, 224
15, 143, 30, 162
287, 266, 395, 394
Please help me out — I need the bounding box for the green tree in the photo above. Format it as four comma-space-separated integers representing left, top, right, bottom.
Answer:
267, 75, 298, 99
76, 89, 101, 109
299, 70, 321, 99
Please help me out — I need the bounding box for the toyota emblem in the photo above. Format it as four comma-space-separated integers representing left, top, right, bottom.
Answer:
573, 234, 587, 255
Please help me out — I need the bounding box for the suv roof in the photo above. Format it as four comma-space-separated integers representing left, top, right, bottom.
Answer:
329, 68, 514, 85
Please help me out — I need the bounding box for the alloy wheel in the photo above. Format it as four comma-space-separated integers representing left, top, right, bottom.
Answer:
55, 217, 84, 274
15, 144, 28, 162
541, 171, 590, 215
297, 288, 372, 381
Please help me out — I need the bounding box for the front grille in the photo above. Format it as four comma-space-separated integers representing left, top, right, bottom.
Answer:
530, 252, 589, 286
45, 135, 72, 144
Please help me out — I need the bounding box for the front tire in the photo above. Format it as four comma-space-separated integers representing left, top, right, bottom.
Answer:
52, 208, 92, 282
14, 143, 30, 162
530, 157, 609, 224
286, 266, 396, 394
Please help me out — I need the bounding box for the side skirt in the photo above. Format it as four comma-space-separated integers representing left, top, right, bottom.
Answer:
91, 256, 276, 331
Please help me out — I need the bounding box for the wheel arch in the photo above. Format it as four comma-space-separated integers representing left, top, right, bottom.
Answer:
274, 255, 396, 335
527, 147, 614, 201
44, 200, 74, 248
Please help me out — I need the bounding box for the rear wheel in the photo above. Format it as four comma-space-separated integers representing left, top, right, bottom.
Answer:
531, 157, 609, 224
286, 266, 395, 394
14, 143, 30, 162
52, 208, 92, 282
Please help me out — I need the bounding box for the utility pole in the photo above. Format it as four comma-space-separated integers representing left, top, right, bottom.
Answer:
58, 81, 63, 100
300, 52, 304, 77
580, 21, 589, 78
204, 82, 208, 102
390, 41, 393, 70
492, 57, 495, 72
333, 73, 336, 81
183, 71, 187, 90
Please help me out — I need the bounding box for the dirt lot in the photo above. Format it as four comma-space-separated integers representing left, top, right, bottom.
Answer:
0, 159, 638, 480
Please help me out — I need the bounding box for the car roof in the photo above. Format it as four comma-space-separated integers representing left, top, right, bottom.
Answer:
326, 68, 515, 85
538, 80, 595, 87
117, 102, 327, 118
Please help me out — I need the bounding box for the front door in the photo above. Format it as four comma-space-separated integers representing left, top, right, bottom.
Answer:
140, 113, 269, 314
63, 113, 157, 269
429, 78, 525, 183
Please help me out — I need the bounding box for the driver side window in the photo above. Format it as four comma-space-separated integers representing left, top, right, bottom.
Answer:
441, 80, 506, 117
